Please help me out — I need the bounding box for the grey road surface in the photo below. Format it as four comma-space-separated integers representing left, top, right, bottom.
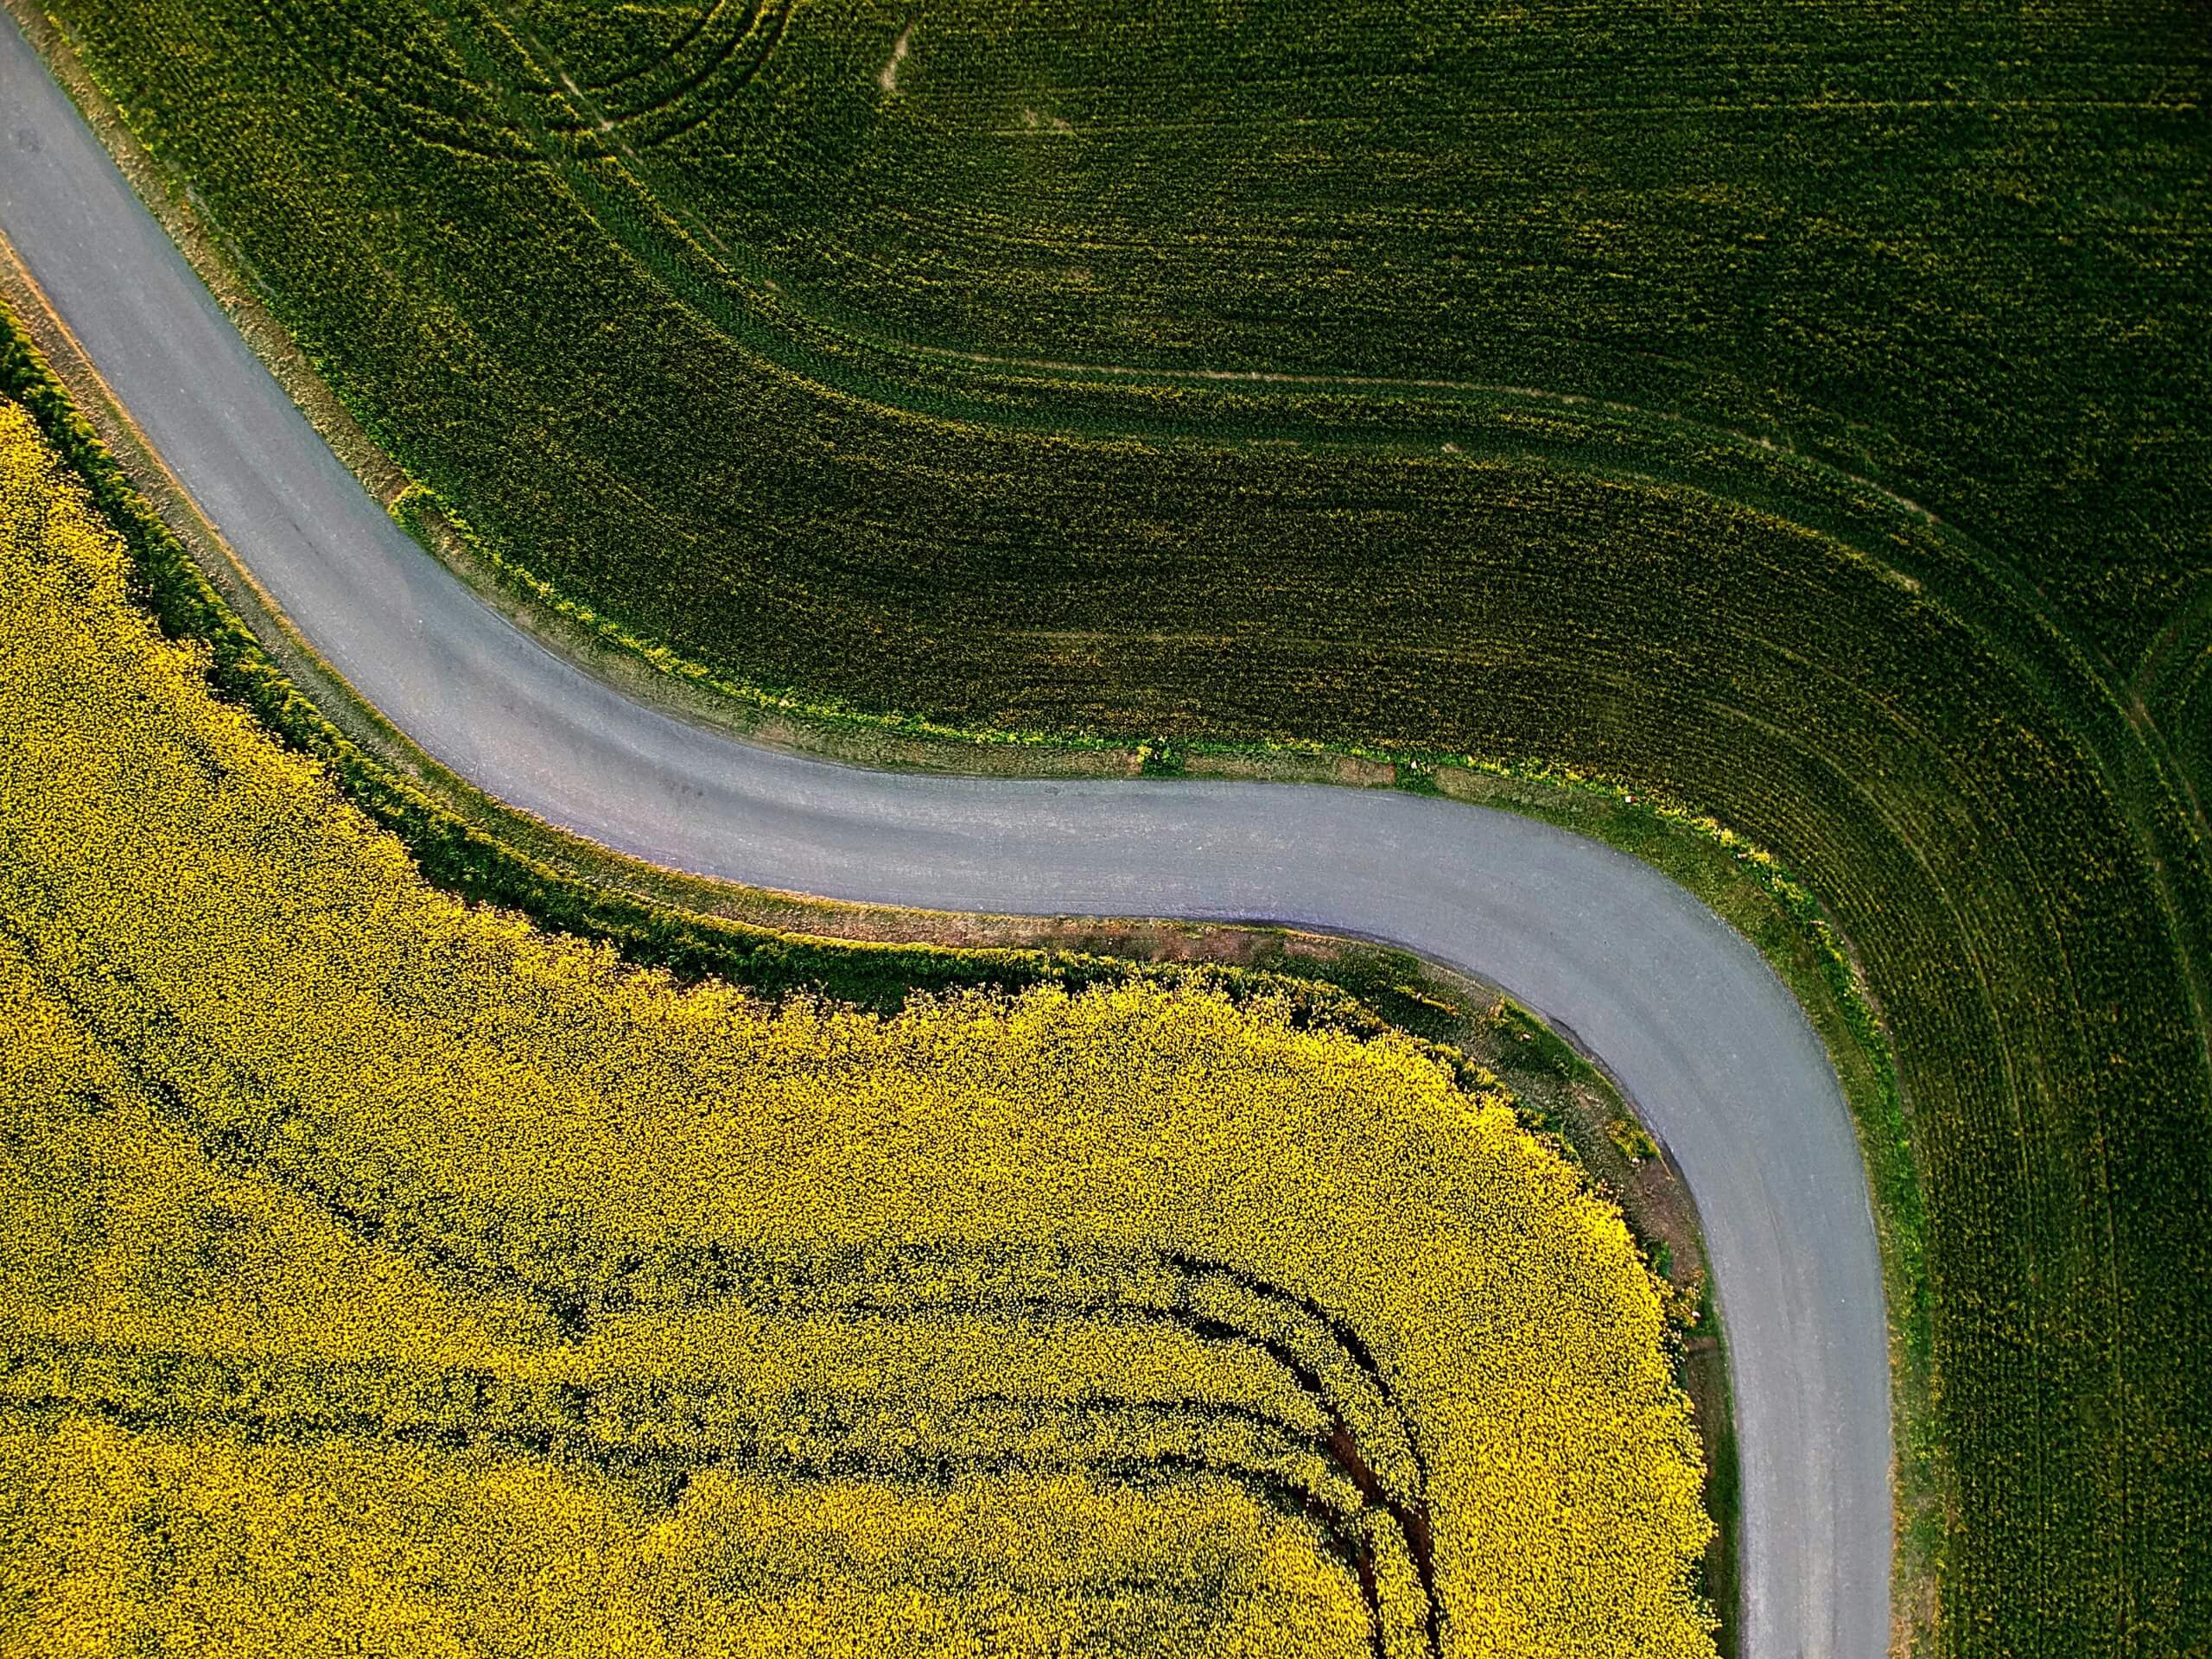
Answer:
2, 16, 1890, 1656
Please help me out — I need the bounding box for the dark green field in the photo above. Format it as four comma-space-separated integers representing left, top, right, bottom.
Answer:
28, 0, 2212, 1651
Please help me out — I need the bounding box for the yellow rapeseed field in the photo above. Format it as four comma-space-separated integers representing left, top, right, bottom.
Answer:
0, 394, 1716, 1656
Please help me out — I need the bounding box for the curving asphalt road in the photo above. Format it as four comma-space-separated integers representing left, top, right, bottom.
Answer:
1, 16, 1889, 1656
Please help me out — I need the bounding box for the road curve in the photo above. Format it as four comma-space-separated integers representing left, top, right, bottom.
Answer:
1, 16, 1888, 1656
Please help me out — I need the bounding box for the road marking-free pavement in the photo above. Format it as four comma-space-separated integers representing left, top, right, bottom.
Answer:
0, 17, 1891, 1655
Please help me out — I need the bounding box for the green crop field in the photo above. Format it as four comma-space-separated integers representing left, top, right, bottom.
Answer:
17, 0, 2212, 1651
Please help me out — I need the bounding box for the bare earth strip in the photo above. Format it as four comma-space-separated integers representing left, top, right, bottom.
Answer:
0, 17, 1889, 1659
